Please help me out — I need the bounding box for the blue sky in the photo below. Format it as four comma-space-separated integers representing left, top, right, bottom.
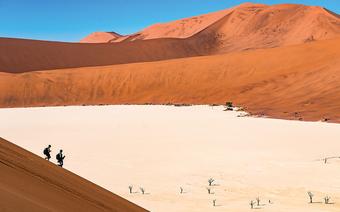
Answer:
0, 0, 339, 42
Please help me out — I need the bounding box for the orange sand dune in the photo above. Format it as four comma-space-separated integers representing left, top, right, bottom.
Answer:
80, 32, 122, 43
0, 37, 204, 73
0, 38, 339, 122
112, 6, 235, 41
85, 3, 340, 53
1, 3, 338, 73
0, 137, 146, 212
198, 3, 340, 53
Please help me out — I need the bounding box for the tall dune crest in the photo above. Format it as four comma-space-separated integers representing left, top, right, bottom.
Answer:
83, 2, 340, 52
0, 3, 339, 73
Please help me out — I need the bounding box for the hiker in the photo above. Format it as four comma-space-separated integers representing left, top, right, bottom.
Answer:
56, 150, 66, 167
43, 145, 52, 161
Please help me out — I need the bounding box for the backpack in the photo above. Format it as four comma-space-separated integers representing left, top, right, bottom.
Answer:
56, 153, 61, 161
43, 148, 49, 155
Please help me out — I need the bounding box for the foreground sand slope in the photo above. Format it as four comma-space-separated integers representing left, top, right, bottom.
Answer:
0, 38, 339, 122
0, 137, 147, 212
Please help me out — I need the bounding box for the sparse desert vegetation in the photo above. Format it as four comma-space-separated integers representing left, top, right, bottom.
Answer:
256, 197, 260, 206
250, 200, 255, 209
180, 187, 184, 194
129, 185, 133, 194
324, 196, 331, 204
208, 178, 215, 186
225, 102, 233, 108
308, 191, 314, 203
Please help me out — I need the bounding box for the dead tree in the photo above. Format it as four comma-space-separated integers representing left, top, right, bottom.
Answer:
208, 178, 215, 186
226, 102, 233, 107
128, 185, 133, 194
180, 187, 184, 194
250, 200, 255, 209
213, 199, 217, 206
140, 187, 145, 195
307, 191, 314, 203
324, 196, 331, 204
207, 187, 213, 194
256, 197, 260, 206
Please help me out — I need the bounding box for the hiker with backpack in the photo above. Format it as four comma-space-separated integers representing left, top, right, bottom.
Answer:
56, 149, 66, 167
43, 145, 52, 161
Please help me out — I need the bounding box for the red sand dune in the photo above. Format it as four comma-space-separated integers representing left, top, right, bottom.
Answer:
1, 3, 339, 73
80, 32, 122, 43
85, 3, 340, 51
110, 6, 234, 41
0, 137, 147, 212
0, 3, 339, 122
0, 37, 205, 73
0, 38, 339, 122
198, 3, 340, 53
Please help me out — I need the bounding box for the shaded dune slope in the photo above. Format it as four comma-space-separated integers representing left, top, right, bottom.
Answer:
0, 137, 147, 212
0, 37, 205, 73
0, 38, 339, 122
1, 3, 339, 73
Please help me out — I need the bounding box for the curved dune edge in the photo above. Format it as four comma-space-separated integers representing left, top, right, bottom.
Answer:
0, 137, 147, 212
83, 3, 340, 43
0, 38, 339, 123
0, 37, 205, 73
1, 3, 339, 73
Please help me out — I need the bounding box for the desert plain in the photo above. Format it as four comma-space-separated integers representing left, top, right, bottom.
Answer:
1, 105, 340, 211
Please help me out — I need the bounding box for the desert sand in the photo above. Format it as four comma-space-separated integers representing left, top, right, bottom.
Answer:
0, 136, 146, 212
80, 32, 122, 43
0, 37, 339, 122
1, 2, 340, 211
0, 37, 203, 73
83, 3, 340, 50
1, 3, 339, 73
0, 3, 339, 122
0, 105, 340, 211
